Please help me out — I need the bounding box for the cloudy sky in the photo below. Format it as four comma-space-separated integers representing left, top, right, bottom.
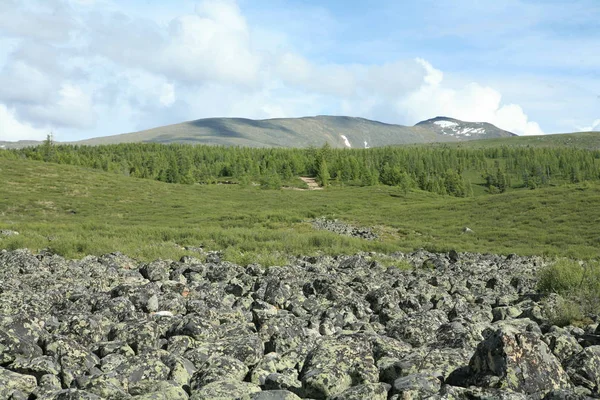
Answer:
0, 0, 599, 141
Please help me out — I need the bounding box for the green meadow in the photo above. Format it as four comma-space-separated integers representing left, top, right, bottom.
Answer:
1, 157, 599, 265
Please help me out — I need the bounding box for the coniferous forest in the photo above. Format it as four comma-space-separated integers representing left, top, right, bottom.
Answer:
5, 141, 600, 196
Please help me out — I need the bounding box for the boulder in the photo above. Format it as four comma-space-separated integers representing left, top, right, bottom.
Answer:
462, 326, 571, 396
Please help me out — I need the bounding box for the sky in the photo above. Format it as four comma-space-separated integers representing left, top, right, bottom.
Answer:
0, 0, 599, 142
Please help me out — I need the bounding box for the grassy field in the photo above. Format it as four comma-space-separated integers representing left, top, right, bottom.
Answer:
1, 157, 600, 264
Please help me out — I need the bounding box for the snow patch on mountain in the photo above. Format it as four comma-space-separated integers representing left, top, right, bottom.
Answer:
434, 120, 458, 129
340, 135, 352, 148
432, 119, 487, 137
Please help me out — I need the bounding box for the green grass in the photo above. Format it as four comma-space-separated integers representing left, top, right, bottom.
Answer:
1, 158, 600, 264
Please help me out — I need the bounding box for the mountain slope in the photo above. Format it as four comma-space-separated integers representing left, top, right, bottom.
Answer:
70, 115, 514, 148
415, 116, 516, 139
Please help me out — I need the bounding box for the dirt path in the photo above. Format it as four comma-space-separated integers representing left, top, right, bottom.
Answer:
299, 176, 323, 190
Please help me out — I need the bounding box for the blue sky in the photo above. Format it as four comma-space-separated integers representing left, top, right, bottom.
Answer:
0, 0, 598, 141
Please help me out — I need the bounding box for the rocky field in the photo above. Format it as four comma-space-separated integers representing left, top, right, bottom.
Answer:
0, 248, 599, 399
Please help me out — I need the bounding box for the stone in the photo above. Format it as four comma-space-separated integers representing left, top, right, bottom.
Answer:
189, 381, 261, 400
0, 367, 38, 399
465, 326, 572, 396
564, 346, 600, 395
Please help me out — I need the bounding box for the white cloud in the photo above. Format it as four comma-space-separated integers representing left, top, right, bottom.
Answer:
0, 104, 50, 141
0, 59, 59, 104
21, 84, 96, 129
580, 119, 600, 132
400, 59, 543, 135
89, 0, 262, 87
159, 84, 176, 107
0, 0, 75, 43
0, 0, 549, 140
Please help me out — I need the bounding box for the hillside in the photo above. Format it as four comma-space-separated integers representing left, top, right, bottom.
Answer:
1, 157, 599, 263
76, 115, 516, 148
435, 130, 600, 150
415, 116, 516, 139
1, 115, 517, 149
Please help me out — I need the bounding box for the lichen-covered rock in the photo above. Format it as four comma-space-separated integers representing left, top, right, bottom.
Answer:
191, 355, 249, 387
386, 309, 448, 347
189, 381, 261, 400
543, 327, 584, 362
140, 260, 171, 282
330, 382, 389, 400
0, 366, 38, 399
391, 373, 441, 398
542, 389, 589, 400
380, 347, 471, 383
129, 380, 188, 399
43, 389, 104, 399
564, 346, 600, 395
115, 354, 171, 388
77, 373, 129, 399
263, 371, 303, 393
0, 249, 588, 398
440, 385, 530, 399
464, 326, 572, 396
300, 334, 379, 399
251, 391, 302, 400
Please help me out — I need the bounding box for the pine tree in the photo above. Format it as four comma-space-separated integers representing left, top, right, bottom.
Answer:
317, 159, 330, 187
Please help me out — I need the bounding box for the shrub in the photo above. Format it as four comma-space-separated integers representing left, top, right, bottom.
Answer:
544, 297, 584, 327
538, 259, 600, 325
537, 259, 584, 294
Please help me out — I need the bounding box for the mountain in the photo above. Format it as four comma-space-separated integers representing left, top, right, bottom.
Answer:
73, 115, 516, 148
415, 116, 516, 139
0, 140, 45, 149
1, 115, 516, 149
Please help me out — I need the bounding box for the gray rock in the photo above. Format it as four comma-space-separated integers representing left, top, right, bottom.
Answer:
300, 334, 379, 399
564, 346, 600, 395
0, 367, 37, 399
191, 355, 249, 387
391, 373, 441, 398
189, 381, 261, 400
464, 326, 572, 396
331, 383, 389, 400
251, 391, 302, 400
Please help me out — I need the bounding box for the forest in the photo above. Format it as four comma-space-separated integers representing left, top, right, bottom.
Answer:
4, 139, 600, 197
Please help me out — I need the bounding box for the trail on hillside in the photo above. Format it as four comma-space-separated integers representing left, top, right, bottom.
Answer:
299, 176, 323, 190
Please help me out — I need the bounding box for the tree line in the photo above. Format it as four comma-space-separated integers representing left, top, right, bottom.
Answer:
4, 141, 600, 197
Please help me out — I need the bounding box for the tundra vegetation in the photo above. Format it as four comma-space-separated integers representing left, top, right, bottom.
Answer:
1, 141, 600, 325
4, 140, 600, 397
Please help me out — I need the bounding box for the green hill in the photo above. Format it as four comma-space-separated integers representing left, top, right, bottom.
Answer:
437, 131, 600, 150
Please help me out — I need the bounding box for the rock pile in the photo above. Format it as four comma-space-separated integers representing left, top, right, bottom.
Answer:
312, 218, 378, 240
0, 248, 598, 399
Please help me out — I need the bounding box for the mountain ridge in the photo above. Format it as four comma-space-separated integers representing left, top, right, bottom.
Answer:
3, 115, 516, 149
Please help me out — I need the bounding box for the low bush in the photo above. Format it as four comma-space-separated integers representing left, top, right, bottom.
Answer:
538, 259, 600, 324
537, 259, 584, 294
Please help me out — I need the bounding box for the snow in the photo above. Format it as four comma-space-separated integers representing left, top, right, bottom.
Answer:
434, 120, 458, 128
340, 135, 352, 148
433, 120, 487, 137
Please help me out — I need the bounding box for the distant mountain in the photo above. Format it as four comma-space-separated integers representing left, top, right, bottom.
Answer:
0, 140, 44, 149
1, 115, 516, 149
415, 116, 517, 140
